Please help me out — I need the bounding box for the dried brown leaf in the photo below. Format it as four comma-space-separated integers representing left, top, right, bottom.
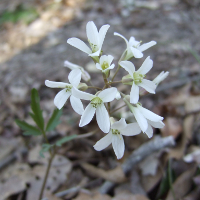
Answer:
166, 165, 196, 200
81, 163, 127, 183
169, 115, 194, 159
161, 117, 182, 138
185, 95, 200, 114
113, 192, 150, 200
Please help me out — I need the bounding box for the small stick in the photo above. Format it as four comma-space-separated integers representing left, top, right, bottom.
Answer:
99, 136, 175, 194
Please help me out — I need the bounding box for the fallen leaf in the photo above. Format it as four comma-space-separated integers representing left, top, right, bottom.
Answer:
140, 164, 163, 192
139, 152, 160, 176
73, 191, 111, 200
184, 146, 200, 164
169, 115, 194, 159
161, 117, 182, 139
81, 163, 127, 183
113, 192, 150, 200
0, 176, 26, 200
185, 95, 200, 114
166, 165, 196, 200
183, 187, 200, 200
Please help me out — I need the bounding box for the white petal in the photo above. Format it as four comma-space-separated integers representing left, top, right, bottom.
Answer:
137, 56, 153, 75
54, 89, 71, 109
153, 71, 169, 86
93, 132, 112, 151
137, 105, 163, 122
96, 104, 110, 133
121, 123, 141, 136
130, 83, 139, 104
99, 55, 108, 64
70, 95, 84, 115
79, 103, 96, 127
67, 38, 92, 54
68, 69, 82, 88
96, 63, 102, 70
86, 21, 100, 47
138, 79, 156, 94
112, 134, 125, 159
120, 61, 135, 76
148, 120, 165, 129
99, 24, 110, 47
111, 118, 127, 130
130, 47, 143, 58
45, 80, 69, 88
107, 55, 114, 65
132, 107, 148, 132
114, 32, 129, 47
145, 124, 153, 138
108, 63, 115, 70
129, 37, 140, 47
137, 41, 156, 52
72, 87, 95, 100
89, 49, 101, 57
64, 60, 79, 70
98, 87, 117, 102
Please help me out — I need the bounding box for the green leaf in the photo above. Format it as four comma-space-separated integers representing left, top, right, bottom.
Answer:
30, 88, 44, 131
46, 108, 62, 132
39, 143, 54, 158
56, 135, 77, 147
15, 119, 42, 136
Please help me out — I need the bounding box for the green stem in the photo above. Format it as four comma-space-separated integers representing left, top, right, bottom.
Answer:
168, 159, 177, 200
111, 65, 121, 82
38, 149, 55, 200
110, 104, 126, 114
109, 80, 122, 85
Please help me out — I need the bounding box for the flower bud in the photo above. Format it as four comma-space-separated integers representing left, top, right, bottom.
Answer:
77, 83, 88, 91
122, 74, 133, 85
153, 71, 169, 86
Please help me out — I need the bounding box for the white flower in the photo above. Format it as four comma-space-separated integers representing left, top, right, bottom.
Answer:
72, 87, 117, 133
115, 91, 121, 100
153, 71, 169, 87
120, 56, 156, 104
96, 55, 115, 73
114, 32, 156, 60
130, 119, 164, 138
127, 102, 164, 133
93, 118, 141, 159
45, 69, 84, 115
67, 21, 110, 57
64, 60, 91, 82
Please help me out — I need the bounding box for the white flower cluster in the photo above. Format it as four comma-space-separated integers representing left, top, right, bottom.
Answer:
45, 21, 169, 159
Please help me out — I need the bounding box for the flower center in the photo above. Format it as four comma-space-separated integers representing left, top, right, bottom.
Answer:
132, 41, 142, 48
101, 61, 109, 70
133, 72, 145, 84
88, 40, 98, 53
65, 85, 72, 92
91, 97, 103, 108
112, 129, 120, 135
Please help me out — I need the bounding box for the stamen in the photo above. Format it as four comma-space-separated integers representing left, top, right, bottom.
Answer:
91, 97, 103, 108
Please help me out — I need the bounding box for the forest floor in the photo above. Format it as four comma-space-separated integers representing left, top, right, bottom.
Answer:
0, 0, 200, 199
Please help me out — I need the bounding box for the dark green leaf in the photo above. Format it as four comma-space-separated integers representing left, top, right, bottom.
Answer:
56, 135, 77, 147
30, 88, 44, 131
39, 143, 54, 158
15, 119, 42, 136
46, 108, 62, 132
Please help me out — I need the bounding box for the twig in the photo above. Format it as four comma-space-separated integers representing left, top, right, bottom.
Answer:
55, 178, 88, 197
99, 136, 175, 194
156, 74, 200, 93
